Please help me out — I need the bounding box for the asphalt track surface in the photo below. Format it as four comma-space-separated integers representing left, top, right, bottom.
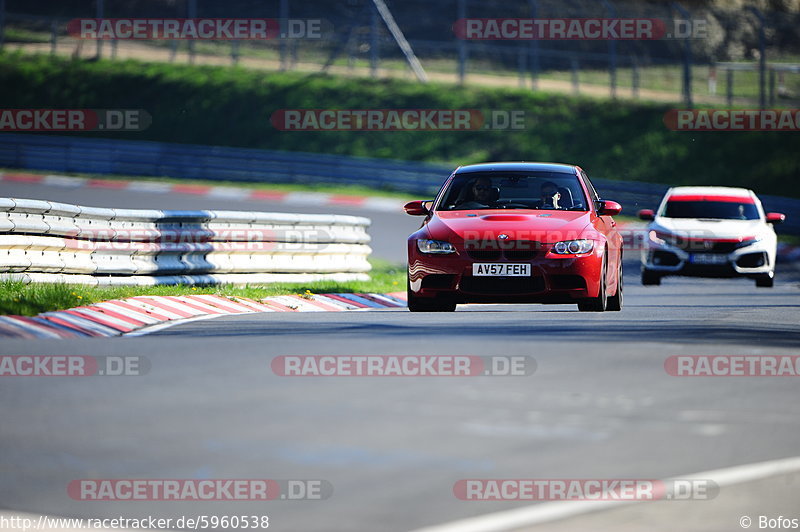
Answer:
2, 181, 800, 531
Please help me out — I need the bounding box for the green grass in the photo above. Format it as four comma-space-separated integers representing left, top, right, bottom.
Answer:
779, 234, 800, 245
2, 52, 799, 198
0, 259, 405, 316
3, 26, 52, 44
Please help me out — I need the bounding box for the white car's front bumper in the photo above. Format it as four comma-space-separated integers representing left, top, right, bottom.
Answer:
641, 239, 775, 277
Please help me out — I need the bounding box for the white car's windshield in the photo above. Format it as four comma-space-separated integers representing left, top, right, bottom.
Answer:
662, 200, 760, 220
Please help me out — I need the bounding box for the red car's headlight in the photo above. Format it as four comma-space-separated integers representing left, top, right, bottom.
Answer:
551, 239, 594, 255
417, 239, 456, 254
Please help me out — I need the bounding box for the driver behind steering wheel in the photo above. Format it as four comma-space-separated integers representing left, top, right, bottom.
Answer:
456, 176, 498, 209
539, 181, 562, 209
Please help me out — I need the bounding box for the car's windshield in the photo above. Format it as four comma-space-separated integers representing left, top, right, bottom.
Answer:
437, 171, 588, 211
662, 199, 760, 220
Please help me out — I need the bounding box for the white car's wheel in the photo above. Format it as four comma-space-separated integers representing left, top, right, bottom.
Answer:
755, 271, 774, 288
641, 268, 661, 286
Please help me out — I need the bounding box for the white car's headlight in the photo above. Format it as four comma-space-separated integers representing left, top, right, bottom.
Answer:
649, 230, 667, 246
417, 239, 456, 254
551, 239, 594, 255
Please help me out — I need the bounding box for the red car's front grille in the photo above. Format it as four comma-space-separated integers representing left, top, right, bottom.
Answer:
459, 276, 545, 294
466, 250, 502, 260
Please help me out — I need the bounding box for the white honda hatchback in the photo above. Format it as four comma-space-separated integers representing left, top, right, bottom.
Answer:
638, 186, 786, 287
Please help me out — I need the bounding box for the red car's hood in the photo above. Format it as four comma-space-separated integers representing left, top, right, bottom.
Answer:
426, 210, 593, 243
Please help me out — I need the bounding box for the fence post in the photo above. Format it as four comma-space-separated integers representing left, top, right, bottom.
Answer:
169, 2, 178, 63
747, 7, 766, 109
528, 0, 539, 90
571, 56, 579, 95
51, 20, 58, 55
457, 0, 467, 84
371, 2, 379, 77
601, 0, 617, 99
0, 0, 5, 50
280, 0, 289, 70
632, 57, 640, 99
187, 0, 197, 64
708, 65, 716, 94
672, 2, 693, 108
726, 68, 733, 106
769, 68, 775, 106
95, 0, 104, 59
231, 40, 240, 65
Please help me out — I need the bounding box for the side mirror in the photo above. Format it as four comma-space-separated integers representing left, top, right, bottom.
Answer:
638, 209, 655, 221
404, 200, 430, 216
766, 212, 786, 225
597, 200, 622, 216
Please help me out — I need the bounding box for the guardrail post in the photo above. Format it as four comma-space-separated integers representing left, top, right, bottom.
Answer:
746, 7, 766, 109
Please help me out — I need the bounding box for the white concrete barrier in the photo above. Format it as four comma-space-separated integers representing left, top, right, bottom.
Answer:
0, 198, 372, 285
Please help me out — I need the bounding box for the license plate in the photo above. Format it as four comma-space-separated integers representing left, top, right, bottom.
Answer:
689, 254, 728, 265
472, 263, 531, 276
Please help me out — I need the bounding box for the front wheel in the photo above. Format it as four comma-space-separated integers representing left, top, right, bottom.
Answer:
641, 268, 661, 286
755, 271, 774, 288
606, 259, 623, 311
578, 256, 608, 312
407, 279, 457, 312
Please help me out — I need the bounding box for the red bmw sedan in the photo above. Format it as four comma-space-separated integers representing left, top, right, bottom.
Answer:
405, 162, 624, 312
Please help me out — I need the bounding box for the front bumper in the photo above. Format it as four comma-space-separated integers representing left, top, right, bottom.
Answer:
640, 240, 774, 278
408, 241, 604, 304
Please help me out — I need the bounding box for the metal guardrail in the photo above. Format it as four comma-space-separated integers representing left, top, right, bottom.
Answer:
0, 133, 797, 234
0, 133, 449, 195
0, 197, 372, 285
